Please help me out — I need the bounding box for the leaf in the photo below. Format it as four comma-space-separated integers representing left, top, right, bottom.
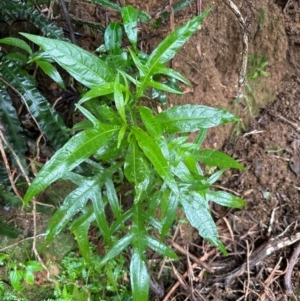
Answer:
21, 33, 114, 88
24, 123, 119, 203
130, 250, 149, 301
146, 236, 177, 259
91, 192, 110, 242
196, 150, 245, 170
205, 190, 245, 209
104, 22, 122, 54
0, 1, 65, 40
157, 105, 239, 133
148, 79, 182, 94
132, 127, 178, 193
9, 269, 23, 291
100, 233, 134, 266
69, 206, 96, 262
104, 178, 121, 220
0, 58, 69, 149
88, 0, 121, 12
35, 60, 66, 89
180, 191, 221, 247
152, 64, 190, 85
78, 83, 114, 105
0, 37, 32, 55
124, 139, 150, 185
139, 106, 162, 138
114, 74, 126, 123
0, 86, 27, 169
122, 6, 138, 49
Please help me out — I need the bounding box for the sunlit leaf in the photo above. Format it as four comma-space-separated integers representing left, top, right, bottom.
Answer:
206, 190, 245, 209
104, 22, 122, 54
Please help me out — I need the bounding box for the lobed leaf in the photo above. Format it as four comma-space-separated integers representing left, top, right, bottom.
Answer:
0, 58, 69, 149
157, 104, 239, 133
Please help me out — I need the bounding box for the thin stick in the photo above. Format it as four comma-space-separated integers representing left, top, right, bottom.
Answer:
284, 241, 300, 296
59, 0, 77, 44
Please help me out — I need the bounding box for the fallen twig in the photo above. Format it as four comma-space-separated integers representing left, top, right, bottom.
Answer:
224, 231, 300, 289
284, 240, 300, 296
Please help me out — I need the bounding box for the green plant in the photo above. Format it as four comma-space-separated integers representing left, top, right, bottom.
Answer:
21, 6, 245, 300
0, 253, 43, 294
0, 0, 69, 186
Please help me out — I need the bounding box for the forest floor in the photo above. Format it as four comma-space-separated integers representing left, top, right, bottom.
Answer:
2, 0, 300, 300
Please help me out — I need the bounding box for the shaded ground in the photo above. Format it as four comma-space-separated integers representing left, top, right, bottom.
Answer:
1, 0, 300, 300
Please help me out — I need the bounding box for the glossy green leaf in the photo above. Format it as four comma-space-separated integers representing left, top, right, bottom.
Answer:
105, 178, 121, 220
197, 150, 245, 170
148, 79, 182, 94
206, 190, 245, 209
101, 233, 134, 266
124, 139, 150, 185
104, 22, 122, 54
78, 82, 114, 104
160, 193, 179, 239
24, 261, 43, 284
21, 33, 114, 88
9, 268, 23, 291
146, 236, 177, 259
152, 64, 190, 85
130, 250, 149, 301
117, 125, 127, 148
0, 37, 32, 54
5, 51, 28, 64
147, 11, 209, 66
180, 191, 221, 247
139, 106, 162, 137
131, 203, 147, 253
88, 0, 121, 11
91, 192, 110, 242
122, 6, 138, 49
114, 74, 126, 123
0, 58, 69, 149
24, 124, 119, 203
207, 169, 225, 185
70, 206, 95, 262
157, 105, 239, 133
132, 127, 178, 193
75, 104, 100, 127
36, 60, 66, 89
0, 1, 65, 40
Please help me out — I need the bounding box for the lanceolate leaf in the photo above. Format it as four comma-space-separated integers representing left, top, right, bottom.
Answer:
21, 33, 114, 88
130, 250, 149, 301
146, 236, 177, 259
197, 150, 245, 170
24, 124, 119, 203
0, 37, 32, 55
122, 6, 138, 49
132, 127, 178, 193
35, 60, 66, 89
180, 191, 220, 247
157, 105, 239, 133
104, 22, 122, 54
205, 190, 245, 209
69, 206, 96, 262
124, 139, 150, 185
0, 58, 68, 149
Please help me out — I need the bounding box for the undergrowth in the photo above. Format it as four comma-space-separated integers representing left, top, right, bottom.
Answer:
0, 1, 246, 300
